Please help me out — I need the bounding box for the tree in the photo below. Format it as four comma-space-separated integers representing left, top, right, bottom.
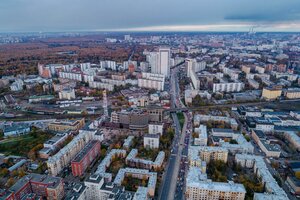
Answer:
11, 170, 18, 177
18, 169, 26, 178
28, 150, 37, 160
192, 132, 199, 138
0, 168, 9, 177
5, 158, 14, 167
229, 139, 238, 144
244, 135, 251, 142
295, 171, 300, 179
214, 93, 223, 100
6, 178, 15, 187
100, 149, 107, 158
192, 95, 206, 107
0, 131, 4, 140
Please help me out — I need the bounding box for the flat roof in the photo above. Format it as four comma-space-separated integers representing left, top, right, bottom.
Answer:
72, 140, 99, 163
10, 173, 62, 192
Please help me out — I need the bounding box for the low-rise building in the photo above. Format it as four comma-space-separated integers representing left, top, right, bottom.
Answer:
211, 128, 234, 138
125, 149, 164, 170
28, 95, 55, 103
43, 132, 69, 150
194, 125, 208, 146
148, 123, 164, 135
143, 134, 160, 149
235, 154, 288, 199
189, 146, 228, 166
94, 149, 127, 182
59, 88, 76, 100
286, 176, 300, 195
123, 135, 134, 149
284, 131, 300, 151
185, 165, 245, 200
246, 117, 274, 132
65, 183, 88, 200
2, 123, 31, 137
251, 129, 281, 157
220, 134, 254, 155
111, 109, 149, 130
284, 88, 300, 99
262, 86, 282, 100
248, 78, 260, 89
257, 139, 281, 158
194, 114, 238, 130
10, 79, 24, 91
8, 173, 64, 200
113, 167, 157, 197
237, 106, 262, 117
186, 178, 246, 200
48, 118, 85, 132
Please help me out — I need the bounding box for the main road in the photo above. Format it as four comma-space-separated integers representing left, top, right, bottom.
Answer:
159, 64, 188, 200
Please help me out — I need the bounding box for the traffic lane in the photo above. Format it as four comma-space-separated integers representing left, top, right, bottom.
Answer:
160, 155, 177, 200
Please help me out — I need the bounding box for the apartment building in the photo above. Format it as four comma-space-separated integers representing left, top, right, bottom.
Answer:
262, 86, 282, 100
194, 125, 208, 146
235, 154, 288, 199
143, 134, 160, 149
284, 88, 300, 99
148, 123, 164, 135
48, 118, 85, 132
138, 72, 165, 91
125, 149, 164, 170
213, 82, 244, 93
47, 129, 95, 176
8, 173, 64, 200
71, 140, 101, 177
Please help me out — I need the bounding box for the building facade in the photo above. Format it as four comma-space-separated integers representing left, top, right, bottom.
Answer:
71, 140, 101, 177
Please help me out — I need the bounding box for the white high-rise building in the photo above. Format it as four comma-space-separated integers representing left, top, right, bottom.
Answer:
103, 90, 108, 118
186, 58, 206, 77
80, 63, 91, 71
124, 34, 131, 41
159, 47, 170, 77
186, 58, 195, 77
148, 52, 160, 74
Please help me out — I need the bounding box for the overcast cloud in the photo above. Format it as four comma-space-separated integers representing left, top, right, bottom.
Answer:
1, 0, 300, 32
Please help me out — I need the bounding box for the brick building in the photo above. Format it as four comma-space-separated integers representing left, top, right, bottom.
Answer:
71, 140, 101, 177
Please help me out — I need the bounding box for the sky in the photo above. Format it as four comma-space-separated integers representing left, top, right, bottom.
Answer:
1, 0, 300, 32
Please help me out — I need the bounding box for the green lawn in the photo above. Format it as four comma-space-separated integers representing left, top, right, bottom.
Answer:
176, 112, 185, 130
0, 136, 33, 145
0, 130, 52, 156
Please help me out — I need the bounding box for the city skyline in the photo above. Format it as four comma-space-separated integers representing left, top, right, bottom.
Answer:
1, 0, 300, 32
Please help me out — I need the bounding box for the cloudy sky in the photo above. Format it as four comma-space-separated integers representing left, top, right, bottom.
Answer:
1, 0, 300, 32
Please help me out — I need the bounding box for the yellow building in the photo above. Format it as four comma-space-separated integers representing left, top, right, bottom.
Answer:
48, 118, 85, 132
241, 65, 251, 74
285, 88, 300, 99
262, 86, 282, 100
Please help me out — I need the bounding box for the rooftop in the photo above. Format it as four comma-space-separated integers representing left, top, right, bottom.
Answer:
144, 134, 160, 139
72, 140, 99, 163
10, 173, 62, 193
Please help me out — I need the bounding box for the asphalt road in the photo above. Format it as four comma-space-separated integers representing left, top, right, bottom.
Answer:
159, 65, 188, 200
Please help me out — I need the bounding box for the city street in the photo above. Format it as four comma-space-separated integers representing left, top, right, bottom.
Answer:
159, 64, 189, 200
